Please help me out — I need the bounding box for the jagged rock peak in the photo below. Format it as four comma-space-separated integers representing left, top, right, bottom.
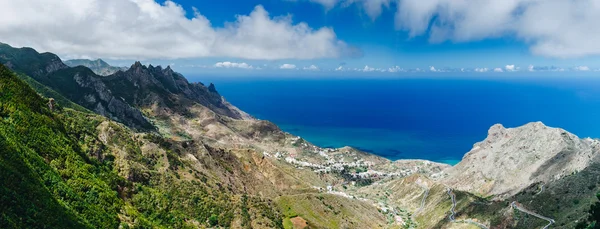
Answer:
208, 83, 218, 93
131, 61, 144, 69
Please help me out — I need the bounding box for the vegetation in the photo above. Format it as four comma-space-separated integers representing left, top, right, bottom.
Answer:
576, 192, 600, 229
0, 64, 284, 228
0, 64, 121, 228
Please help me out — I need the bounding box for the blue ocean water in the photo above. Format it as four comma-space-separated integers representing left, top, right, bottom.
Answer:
189, 76, 600, 164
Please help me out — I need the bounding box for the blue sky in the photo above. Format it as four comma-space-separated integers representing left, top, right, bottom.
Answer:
1, 0, 600, 75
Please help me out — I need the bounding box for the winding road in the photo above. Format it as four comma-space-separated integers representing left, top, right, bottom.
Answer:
416, 185, 429, 214
511, 201, 555, 229
446, 188, 490, 229
446, 187, 456, 222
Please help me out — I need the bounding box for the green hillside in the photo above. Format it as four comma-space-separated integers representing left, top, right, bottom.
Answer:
0, 64, 121, 228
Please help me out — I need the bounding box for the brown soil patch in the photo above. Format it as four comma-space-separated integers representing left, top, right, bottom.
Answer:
290, 216, 308, 229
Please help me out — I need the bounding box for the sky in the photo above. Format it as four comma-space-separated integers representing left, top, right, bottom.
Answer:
1, 0, 600, 76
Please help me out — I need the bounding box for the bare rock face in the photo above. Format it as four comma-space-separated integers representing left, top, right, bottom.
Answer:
72, 70, 154, 130
444, 122, 600, 198
104, 62, 252, 121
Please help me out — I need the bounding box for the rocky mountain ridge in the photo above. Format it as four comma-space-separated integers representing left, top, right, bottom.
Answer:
0, 43, 249, 131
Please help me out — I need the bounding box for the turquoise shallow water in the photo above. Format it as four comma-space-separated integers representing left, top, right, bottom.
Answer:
189, 76, 600, 164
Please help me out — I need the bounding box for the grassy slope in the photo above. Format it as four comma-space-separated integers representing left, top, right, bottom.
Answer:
0, 64, 122, 228
277, 193, 388, 229
0, 64, 286, 228
14, 72, 89, 112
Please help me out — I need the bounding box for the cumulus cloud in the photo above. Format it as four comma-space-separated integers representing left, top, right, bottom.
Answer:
505, 65, 516, 71
474, 68, 489, 72
303, 65, 319, 70
361, 65, 376, 72
394, 0, 600, 58
388, 66, 404, 72
493, 68, 504, 72
214, 62, 253, 69
574, 66, 591, 71
308, 0, 600, 58
528, 65, 535, 72
280, 64, 297, 69
429, 66, 437, 72
335, 66, 344, 71
0, 0, 351, 60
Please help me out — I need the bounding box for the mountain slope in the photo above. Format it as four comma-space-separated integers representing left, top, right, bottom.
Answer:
0, 64, 121, 228
0, 63, 289, 228
0, 43, 154, 130
64, 59, 126, 76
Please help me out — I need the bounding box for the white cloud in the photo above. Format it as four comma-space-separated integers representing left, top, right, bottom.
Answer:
303, 65, 319, 70
308, 0, 600, 58
214, 61, 253, 69
361, 65, 376, 72
493, 68, 504, 72
505, 65, 516, 71
393, 0, 600, 58
429, 66, 437, 72
335, 66, 344, 71
0, 1, 351, 60
528, 65, 535, 72
574, 66, 591, 71
388, 66, 404, 72
474, 68, 488, 72
280, 64, 297, 69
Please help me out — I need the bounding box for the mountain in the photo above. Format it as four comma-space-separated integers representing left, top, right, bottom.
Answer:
445, 122, 600, 198
3, 42, 600, 229
104, 61, 251, 120
0, 43, 249, 131
64, 59, 127, 76
0, 43, 153, 130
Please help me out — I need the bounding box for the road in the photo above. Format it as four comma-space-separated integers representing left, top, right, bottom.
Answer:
511, 201, 555, 229
446, 187, 456, 222
446, 188, 490, 229
535, 184, 545, 196
416, 185, 429, 214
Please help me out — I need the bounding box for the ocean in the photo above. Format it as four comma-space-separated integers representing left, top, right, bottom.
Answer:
188, 75, 600, 165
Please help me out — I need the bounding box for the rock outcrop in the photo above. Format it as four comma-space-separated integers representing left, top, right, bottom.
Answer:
444, 122, 600, 197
